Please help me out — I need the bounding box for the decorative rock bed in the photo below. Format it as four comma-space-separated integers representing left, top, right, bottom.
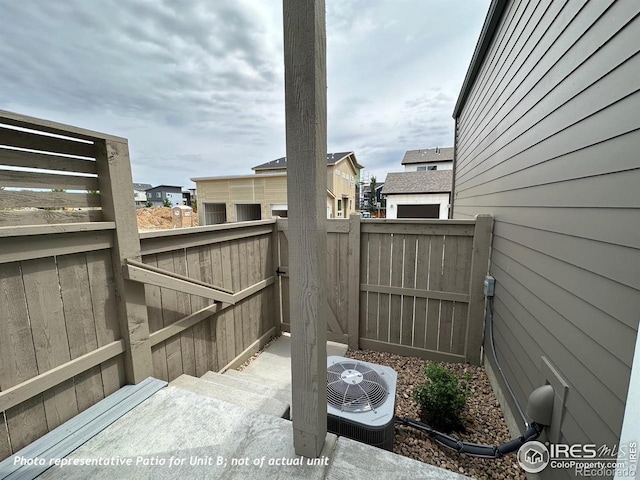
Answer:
345, 349, 526, 480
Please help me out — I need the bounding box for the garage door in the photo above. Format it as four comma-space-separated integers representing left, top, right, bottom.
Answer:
397, 204, 439, 219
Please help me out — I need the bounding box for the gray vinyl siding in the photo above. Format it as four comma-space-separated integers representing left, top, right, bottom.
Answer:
453, 1, 640, 477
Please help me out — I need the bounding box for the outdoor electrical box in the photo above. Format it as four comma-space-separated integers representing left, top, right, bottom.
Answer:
484, 275, 495, 297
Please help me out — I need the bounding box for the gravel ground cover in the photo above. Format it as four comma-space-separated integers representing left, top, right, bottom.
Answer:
345, 349, 525, 480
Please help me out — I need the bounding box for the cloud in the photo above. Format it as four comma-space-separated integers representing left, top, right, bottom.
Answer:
0, 0, 490, 188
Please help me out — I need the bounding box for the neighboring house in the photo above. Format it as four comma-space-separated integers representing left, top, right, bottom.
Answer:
145, 185, 183, 207
452, 1, 640, 478
382, 171, 452, 219
192, 152, 362, 224
133, 182, 152, 207
362, 183, 384, 210
182, 190, 192, 207
401, 147, 453, 172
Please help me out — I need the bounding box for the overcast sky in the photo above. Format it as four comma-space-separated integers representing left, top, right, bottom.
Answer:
0, 0, 490, 189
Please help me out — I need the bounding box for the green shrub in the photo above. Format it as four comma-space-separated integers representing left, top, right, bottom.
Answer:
413, 362, 470, 432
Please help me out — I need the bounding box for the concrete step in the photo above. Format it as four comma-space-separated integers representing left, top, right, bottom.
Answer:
201, 371, 291, 411
169, 374, 290, 419
223, 368, 292, 398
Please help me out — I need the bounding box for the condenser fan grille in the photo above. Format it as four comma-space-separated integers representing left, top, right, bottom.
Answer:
327, 361, 389, 412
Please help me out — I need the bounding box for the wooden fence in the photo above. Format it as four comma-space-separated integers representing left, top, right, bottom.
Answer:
0, 110, 491, 462
137, 222, 278, 382
0, 111, 144, 459
0, 112, 279, 461
276, 215, 492, 364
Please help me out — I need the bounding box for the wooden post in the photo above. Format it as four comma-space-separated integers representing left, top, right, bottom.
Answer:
283, 0, 328, 457
464, 214, 492, 365
95, 139, 153, 384
347, 213, 361, 350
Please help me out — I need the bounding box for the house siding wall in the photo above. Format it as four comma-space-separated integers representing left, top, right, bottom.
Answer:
196, 176, 288, 223
453, 1, 640, 476
330, 160, 358, 217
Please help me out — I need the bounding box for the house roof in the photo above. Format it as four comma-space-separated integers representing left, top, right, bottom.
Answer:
252, 152, 363, 171
453, 0, 509, 118
401, 148, 454, 165
381, 170, 453, 195
146, 185, 182, 191
133, 183, 152, 191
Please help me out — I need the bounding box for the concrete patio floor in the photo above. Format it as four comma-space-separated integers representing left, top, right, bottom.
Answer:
23, 335, 470, 479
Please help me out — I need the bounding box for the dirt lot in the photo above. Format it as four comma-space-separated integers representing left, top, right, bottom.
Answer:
136, 207, 198, 231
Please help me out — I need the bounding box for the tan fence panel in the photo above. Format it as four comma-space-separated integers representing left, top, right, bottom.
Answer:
139, 223, 277, 382
359, 222, 475, 362
277, 217, 486, 363
0, 251, 126, 459
0, 112, 146, 461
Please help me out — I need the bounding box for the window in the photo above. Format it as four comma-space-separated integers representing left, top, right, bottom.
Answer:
156, 192, 161, 198
335, 169, 341, 176
337, 199, 342, 211
204, 203, 227, 225
417, 165, 437, 171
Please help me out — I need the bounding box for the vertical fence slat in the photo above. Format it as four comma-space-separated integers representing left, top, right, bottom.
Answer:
211, 243, 229, 370
327, 233, 339, 334
86, 250, 125, 397
187, 247, 211, 376
57, 253, 105, 411
337, 232, 349, 334
173, 251, 195, 377
156, 252, 183, 381
0, 262, 48, 454
451, 237, 472, 355
377, 233, 392, 343
426, 235, 443, 351
238, 239, 250, 349
144, 255, 169, 382
438, 236, 457, 352
260, 234, 274, 335
359, 232, 368, 339
366, 234, 380, 340
250, 237, 263, 340
413, 236, 430, 349
347, 214, 361, 349
230, 240, 246, 356
21, 257, 79, 431
401, 235, 417, 346
221, 242, 238, 363
389, 234, 404, 344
